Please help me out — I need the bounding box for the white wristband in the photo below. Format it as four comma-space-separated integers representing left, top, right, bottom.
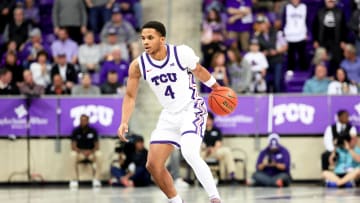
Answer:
204, 76, 216, 88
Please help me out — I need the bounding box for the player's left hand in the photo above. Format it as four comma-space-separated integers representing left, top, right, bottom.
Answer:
117, 123, 129, 142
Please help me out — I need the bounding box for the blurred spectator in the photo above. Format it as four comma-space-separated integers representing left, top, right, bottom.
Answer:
202, 112, 236, 181
18, 69, 45, 96
0, 0, 16, 33
70, 114, 102, 188
115, 135, 151, 187
250, 133, 291, 187
349, 5, 360, 56
2, 40, 18, 62
327, 68, 358, 95
311, 47, 330, 70
201, 30, 226, 68
52, 0, 87, 44
226, 0, 253, 52
203, 0, 225, 12
322, 134, 360, 188
100, 6, 138, 57
22, 0, 40, 26
131, 0, 143, 30
51, 52, 78, 90
226, 47, 251, 93
72, 73, 100, 95
256, 15, 287, 92
45, 74, 71, 95
340, 44, 360, 84
201, 9, 225, 45
302, 64, 330, 94
51, 28, 79, 64
29, 51, 51, 87
100, 70, 123, 94
78, 32, 101, 73
100, 46, 129, 85
3, 51, 23, 87
85, 0, 115, 34
0, 68, 19, 95
100, 27, 129, 62
20, 28, 51, 68
283, 0, 308, 71
312, 0, 347, 75
211, 52, 229, 87
3, 7, 32, 49
322, 110, 357, 171
243, 38, 269, 93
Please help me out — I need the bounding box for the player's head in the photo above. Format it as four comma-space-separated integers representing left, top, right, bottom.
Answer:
337, 110, 349, 124
141, 21, 166, 54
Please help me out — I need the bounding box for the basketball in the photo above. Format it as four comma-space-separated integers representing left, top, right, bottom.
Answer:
208, 87, 238, 116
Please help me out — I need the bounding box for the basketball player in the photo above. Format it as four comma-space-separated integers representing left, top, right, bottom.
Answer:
117, 21, 223, 203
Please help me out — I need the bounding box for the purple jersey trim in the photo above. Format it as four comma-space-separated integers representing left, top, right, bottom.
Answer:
181, 98, 207, 138
145, 44, 170, 69
140, 55, 146, 80
188, 72, 196, 100
150, 140, 180, 148
174, 46, 186, 71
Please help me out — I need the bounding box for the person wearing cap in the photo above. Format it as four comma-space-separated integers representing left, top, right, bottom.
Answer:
100, 27, 130, 62
225, 0, 253, 52
100, 5, 139, 58
251, 133, 291, 187
51, 28, 79, 64
85, 0, 115, 34
322, 134, 360, 188
52, 0, 87, 44
72, 73, 100, 95
243, 38, 269, 93
321, 110, 357, 171
79, 31, 101, 73
312, 0, 347, 76
255, 14, 287, 93
50, 52, 78, 90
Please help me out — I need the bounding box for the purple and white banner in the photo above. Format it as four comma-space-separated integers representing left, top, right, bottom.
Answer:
0, 98, 27, 136
29, 98, 58, 136
59, 98, 122, 136
330, 96, 360, 131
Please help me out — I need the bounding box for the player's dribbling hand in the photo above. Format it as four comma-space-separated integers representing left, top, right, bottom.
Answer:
117, 123, 129, 142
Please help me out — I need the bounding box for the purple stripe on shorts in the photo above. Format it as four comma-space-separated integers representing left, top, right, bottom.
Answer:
140, 55, 146, 80
150, 140, 181, 148
174, 46, 186, 71
146, 44, 170, 69
181, 98, 207, 138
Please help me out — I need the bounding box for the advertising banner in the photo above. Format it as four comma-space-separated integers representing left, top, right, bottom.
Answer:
330, 96, 360, 131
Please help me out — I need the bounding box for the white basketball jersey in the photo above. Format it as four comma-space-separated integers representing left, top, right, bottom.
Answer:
138, 44, 201, 113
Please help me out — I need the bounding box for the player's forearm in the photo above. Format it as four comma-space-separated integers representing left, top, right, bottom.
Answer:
121, 94, 136, 124
193, 64, 219, 89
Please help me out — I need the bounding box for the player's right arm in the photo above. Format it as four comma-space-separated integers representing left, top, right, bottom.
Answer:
117, 60, 141, 142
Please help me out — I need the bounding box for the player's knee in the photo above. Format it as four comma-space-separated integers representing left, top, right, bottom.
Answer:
146, 160, 159, 174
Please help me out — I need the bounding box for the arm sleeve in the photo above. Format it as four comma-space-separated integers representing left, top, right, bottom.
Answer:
176, 45, 200, 70
324, 126, 334, 152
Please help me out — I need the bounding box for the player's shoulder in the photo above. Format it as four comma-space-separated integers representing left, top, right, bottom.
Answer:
175, 44, 195, 53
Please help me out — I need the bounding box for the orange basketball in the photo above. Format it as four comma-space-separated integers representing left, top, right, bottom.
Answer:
208, 87, 238, 116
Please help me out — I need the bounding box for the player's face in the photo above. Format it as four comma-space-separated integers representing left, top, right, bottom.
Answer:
141, 28, 165, 55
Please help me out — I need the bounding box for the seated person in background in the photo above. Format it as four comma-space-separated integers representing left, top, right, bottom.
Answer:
72, 73, 100, 95
0, 68, 19, 95
70, 114, 102, 188
250, 133, 291, 187
327, 68, 358, 95
22, 0, 40, 26
322, 134, 360, 188
302, 64, 330, 94
29, 51, 51, 87
340, 44, 360, 85
51, 52, 78, 90
51, 28, 78, 64
202, 112, 236, 181
3, 51, 23, 87
111, 135, 151, 187
243, 38, 268, 93
322, 110, 357, 171
226, 47, 252, 94
100, 46, 129, 85
18, 70, 44, 97
100, 70, 123, 95
100, 27, 129, 62
311, 47, 329, 72
78, 32, 101, 73
46, 74, 71, 95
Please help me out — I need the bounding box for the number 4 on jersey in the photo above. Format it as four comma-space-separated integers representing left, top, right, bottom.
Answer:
165, 85, 175, 99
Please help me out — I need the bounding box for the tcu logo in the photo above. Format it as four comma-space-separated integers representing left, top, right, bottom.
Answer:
273, 103, 315, 125
70, 105, 114, 127
151, 73, 177, 86
355, 103, 360, 115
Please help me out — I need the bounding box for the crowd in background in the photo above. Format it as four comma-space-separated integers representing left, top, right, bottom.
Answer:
0, 0, 141, 97
201, 0, 360, 94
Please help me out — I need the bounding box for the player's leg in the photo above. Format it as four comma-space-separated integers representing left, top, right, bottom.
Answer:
146, 143, 179, 200
180, 134, 221, 202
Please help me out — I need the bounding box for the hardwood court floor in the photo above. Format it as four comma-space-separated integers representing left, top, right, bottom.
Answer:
0, 185, 359, 203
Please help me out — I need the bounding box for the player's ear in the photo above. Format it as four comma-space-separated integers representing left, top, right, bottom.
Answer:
160, 36, 165, 44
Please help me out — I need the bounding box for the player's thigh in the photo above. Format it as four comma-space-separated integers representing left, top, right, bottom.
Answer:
150, 110, 182, 147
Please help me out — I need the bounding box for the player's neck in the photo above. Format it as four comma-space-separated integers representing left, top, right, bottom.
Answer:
149, 45, 167, 61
